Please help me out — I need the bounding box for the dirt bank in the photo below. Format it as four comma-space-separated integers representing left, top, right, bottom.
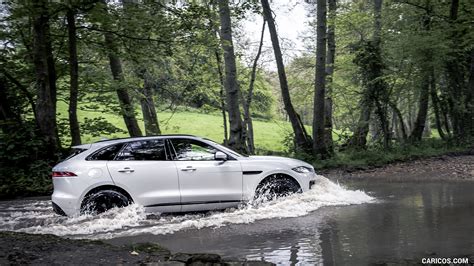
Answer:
321, 154, 474, 182
0, 232, 272, 265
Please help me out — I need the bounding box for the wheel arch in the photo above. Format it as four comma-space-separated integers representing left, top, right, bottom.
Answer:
81, 185, 134, 206
255, 172, 302, 191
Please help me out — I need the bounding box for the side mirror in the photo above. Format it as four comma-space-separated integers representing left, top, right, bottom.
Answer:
214, 151, 228, 161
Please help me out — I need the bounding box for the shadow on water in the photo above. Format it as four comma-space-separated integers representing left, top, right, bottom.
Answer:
107, 181, 474, 264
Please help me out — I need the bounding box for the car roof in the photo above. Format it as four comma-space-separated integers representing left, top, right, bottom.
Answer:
72, 134, 206, 149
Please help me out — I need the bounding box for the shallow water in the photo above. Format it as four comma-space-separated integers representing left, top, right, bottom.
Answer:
107, 181, 474, 264
1, 178, 472, 264
0, 177, 372, 239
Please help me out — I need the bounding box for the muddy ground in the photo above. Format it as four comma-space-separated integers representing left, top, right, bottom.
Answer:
0, 232, 272, 265
1, 153, 473, 265
322, 153, 474, 182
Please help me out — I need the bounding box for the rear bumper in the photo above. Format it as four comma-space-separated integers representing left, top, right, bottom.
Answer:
51, 187, 81, 216
52, 202, 67, 216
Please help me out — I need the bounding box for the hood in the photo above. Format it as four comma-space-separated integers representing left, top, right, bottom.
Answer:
246, 155, 314, 169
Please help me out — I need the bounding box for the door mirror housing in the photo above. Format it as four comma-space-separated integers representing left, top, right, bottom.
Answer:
214, 151, 228, 161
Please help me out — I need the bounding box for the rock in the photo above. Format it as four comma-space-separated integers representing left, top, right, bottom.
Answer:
130, 251, 139, 256
170, 253, 222, 264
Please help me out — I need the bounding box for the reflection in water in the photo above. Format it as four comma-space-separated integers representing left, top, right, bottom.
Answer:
107, 182, 474, 264
314, 182, 474, 265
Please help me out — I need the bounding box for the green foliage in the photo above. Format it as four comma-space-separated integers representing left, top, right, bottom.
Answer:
311, 139, 469, 170
0, 122, 54, 198
81, 117, 127, 137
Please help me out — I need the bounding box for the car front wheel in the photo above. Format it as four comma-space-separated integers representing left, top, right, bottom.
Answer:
254, 174, 301, 203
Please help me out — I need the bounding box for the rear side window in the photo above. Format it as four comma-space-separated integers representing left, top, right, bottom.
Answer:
64, 148, 87, 161
87, 143, 125, 161
115, 139, 167, 161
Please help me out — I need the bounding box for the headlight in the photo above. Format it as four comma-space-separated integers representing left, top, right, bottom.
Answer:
292, 166, 313, 173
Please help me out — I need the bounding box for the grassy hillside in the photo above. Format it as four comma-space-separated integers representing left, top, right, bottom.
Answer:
57, 102, 294, 152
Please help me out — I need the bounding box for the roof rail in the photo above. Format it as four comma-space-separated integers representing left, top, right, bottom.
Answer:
93, 134, 200, 143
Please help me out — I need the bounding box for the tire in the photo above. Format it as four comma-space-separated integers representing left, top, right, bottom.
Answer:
254, 174, 302, 203
81, 190, 131, 215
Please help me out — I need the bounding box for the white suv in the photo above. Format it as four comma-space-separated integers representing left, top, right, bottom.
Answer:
52, 135, 319, 216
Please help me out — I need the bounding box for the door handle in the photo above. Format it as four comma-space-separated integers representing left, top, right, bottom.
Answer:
118, 167, 135, 173
181, 166, 196, 172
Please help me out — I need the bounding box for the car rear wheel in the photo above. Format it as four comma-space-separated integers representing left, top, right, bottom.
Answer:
81, 190, 130, 215
254, 174, 301, 203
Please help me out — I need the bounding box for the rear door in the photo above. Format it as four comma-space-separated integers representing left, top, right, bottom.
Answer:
107, 139, 181, 213
168, 138, 243, 211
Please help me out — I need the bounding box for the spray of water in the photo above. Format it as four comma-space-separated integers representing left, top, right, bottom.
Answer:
0, 176, 374, 239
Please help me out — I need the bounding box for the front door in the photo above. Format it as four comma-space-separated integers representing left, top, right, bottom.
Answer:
168, 138, 243, 211
107, 139, 181, 213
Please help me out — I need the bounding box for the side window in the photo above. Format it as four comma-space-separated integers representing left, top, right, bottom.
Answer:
169, 139, 217, 161
115, 139, 167, 161
64, 148, 87, 161
87, 143, 125, 161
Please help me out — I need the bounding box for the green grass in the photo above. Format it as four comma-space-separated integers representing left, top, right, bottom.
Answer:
57, 102, 471, 171
57, 102, 294, 151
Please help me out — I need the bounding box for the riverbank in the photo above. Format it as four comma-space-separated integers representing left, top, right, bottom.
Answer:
0, 231, 272, 265
321, 152, 474, 182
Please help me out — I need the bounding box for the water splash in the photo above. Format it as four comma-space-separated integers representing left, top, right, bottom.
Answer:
0, 176, 374, 239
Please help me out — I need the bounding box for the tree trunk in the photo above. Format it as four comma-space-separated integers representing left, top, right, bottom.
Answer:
242, 19, 265, 155
214, 50, 228, 145
468, 49, 474, 136
350, 99, 372, 149
101, 1, 142, 137
66, 8, 81, 146
410, 4, 434, 142
372, 0, 390, 149
218, 0, 246, 153
348, 0, 388, 149
31, 0, 60, 156
410, 69, 430, 141
389, 101, 407, 141
261, 0, 311, 152
104, 32, 142, 137
445, 0, 465, 140
139, 70, 161, 135
430, 74, 446, 140
324, 0, 337, 153
313, 0, 328, 157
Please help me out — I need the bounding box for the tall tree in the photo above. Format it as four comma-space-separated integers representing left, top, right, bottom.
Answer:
410, 5, 433, 142
468, 49, 474, 136
218, 0, 246, 153
214, 50, 229, 145
445, 0, 469, 141
66, 7, 81, 146
31, 0, 61, 156
242, 19, 266, 155
101, 2, 142, 137
324, 0, 337, 153
313, 0, 329, 157
138, 69, 161, 135
261, 0, 311, 152
348, 0, 390, 149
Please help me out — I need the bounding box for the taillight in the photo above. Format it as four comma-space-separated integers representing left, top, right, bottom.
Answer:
52, 171, 77, 178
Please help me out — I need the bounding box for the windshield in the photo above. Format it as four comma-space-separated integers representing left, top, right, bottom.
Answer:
203, 139, 246, 158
